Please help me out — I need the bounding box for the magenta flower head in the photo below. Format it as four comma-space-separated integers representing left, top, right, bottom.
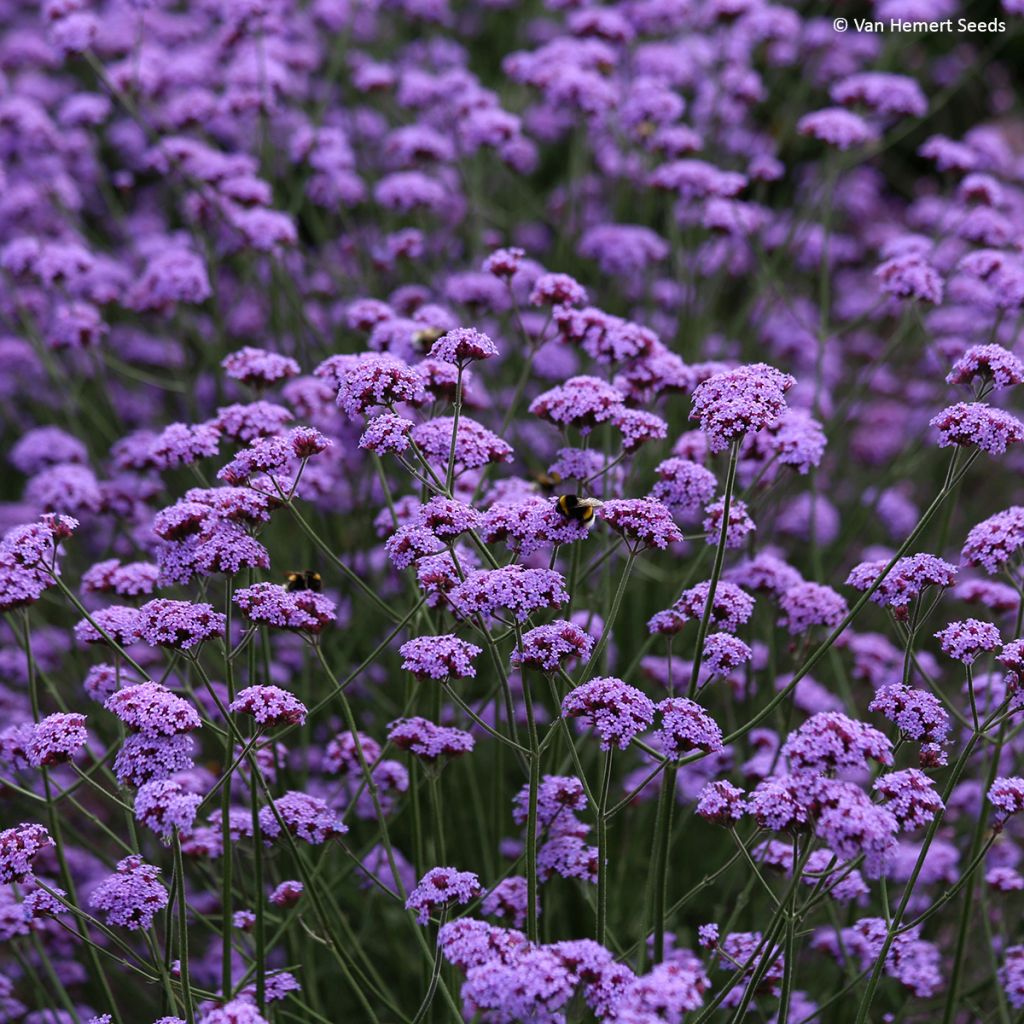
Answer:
600, 498, 683, 551
875, 252, 944, 304
74, 606, 143, 646
873, 770, 943, 831
651, 458, 718, 516
449, 566, 569, 623
337, 354, 427, 418
360, 413, 413, 455
259, 792, 347, 845
702, 497, 755, 549
417, 496, 483, 540
269, 880, 304, 907
399, 634, 482, 680
429, 327, 498, 367
947, 344, 1024, 391
483, 247, 525, 279
406, 866, 482, 924
934, 618, 1002, 664
89, 855, 169, 930
529, 272, 587, 307
696, 780, 747, 827
778, 582, 848, 636
529, 376, 625, 434
512, 620, 595, 673
134, 779, 202, 841
229, 685, 308, 727
234, 582, 337, 635
562, 676, 655, 750
782, 712, 893, 774
105, 682, 202, 736
988, 777, 1024, 827
222, 346, 300, 388
845, 553, 957, 612
26, 712, 87, 767
137, 599, 226, 651
963, 507, 1024, 574
388, 717, 475, 762
701, 633, 753, 677
655, 698, 724, 758
689, 363, 795, 452
673, 581, 755, 633
411, 416, 514, 473
869, 683, 950, 751
797, 107, 877, 149
930, 402, 1024, 455
114, 733, 195, 788
0, 823, 53, 883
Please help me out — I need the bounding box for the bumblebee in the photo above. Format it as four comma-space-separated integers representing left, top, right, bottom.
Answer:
285, 570, 322, 593
555, 494, 603, 529
413, 326, 445, 350
533, 470, 563, 494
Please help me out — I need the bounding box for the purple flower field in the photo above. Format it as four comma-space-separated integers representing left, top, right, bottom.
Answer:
4, 1, 1024, 1022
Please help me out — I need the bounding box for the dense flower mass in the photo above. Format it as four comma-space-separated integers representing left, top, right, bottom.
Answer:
2, 3, 1023, 1020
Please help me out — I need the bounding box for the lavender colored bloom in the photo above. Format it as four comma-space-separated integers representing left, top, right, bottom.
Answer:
229, 685, 308, 727
689, 363, 795, 452
360, 413, 413, 455
947, 343, 1024, 390
930, 402, 1024, 454
778, 582, 848, 635
701, 633, 753, 677
222, 347, 300, 388
512, 620, 595, 672
259, 791, 347, 845
702, 497, 755, 549
105, 683, 201, 736
600, 497, 683, 551
797, 107, 876, 149
782, 712, 893, 774
963, 507, 1024, 574
869, 682, 950, 748
989, 777, 1024, 825
137, 599, 226, 651
388, 717, 475, 761
529, 273, 587, 307
673, 581, 755, 633
449, 566, 568, 622
26, 712, 87, 767
234, 583, 337, 634
89, 856, 169, 930
696, 780, 747, 826
876, 253, 944, 304
134, 780, 202, 841
655, 698, 724, 758
400, 635, 482, 679
650, 458, 717, 516
562, 676, 655, 750
846, 553, 957, 610
529, 376, 625, 433
114, 733, 195, 788
417, 496, 483, 540
411, 416, 514, 471
934, 618, 1002, 663
82, 559, 160, 597
406, 866, 481, 924
874, 770, 943, 831
481, 876, 531, 928
429, 328, 498, 366
149, 422, 221, 470
831, 72, 927, 118
269, 880, 303, 907
0, 823, 53, 883
337, 354, 427, 417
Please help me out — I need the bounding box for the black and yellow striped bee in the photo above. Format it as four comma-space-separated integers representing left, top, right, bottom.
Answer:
533, 470, 563, 494
555, 494, 603, 530
284, 570, 322, 593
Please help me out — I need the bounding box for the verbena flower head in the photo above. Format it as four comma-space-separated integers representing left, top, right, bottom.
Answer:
137, 599, 226, 651
934, 618, 1002, 664
105, 683, 201, 736
873, 770, 943, 831
429, 327, 498, 367
222, 346, 300, 388
26, 712, 87, 767
696, 780, 747, 826
869, 682, 950, 749
778, 582, 848, 635
689, 363, 795, 452
701, 633, 753, 677
0, 823, 53, 884
400, 635, 482, 679
702, 497, 756, 549
845, 553, 957, 610
529, 376, 625, 433
229, 685, 308, 727
234, 583, 337, 634
655, 698, 724, 758
989, 777, 1024, 827
134, 779, 202, 841
781, 712, 893, 774
672, 581, 755, 633
650, 458, 718, 516
947, 344, 1024, 391
930, 402, 1024, 454
89, 856, 168, 930
562, 676, 655, 750
406, 866, 482, 924
337, 354, 427, 417
599, 497, 683, 551
512, 620, 595, 672
797, 107, 877, 149
962, 507, 1024, 574
449, 566, 569, 622
388, 717, 475, 761
259, 792, 347, 845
